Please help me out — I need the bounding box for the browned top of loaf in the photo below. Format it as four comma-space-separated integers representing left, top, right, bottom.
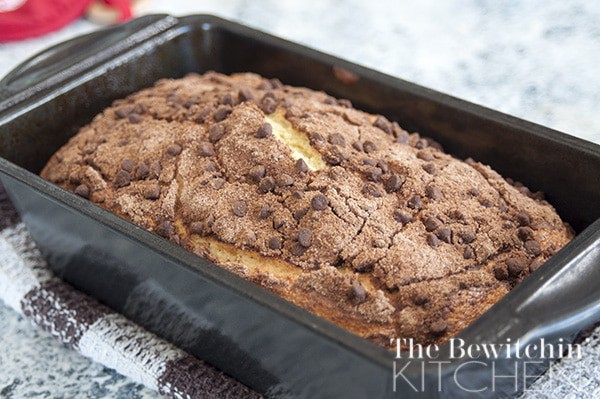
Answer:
41, 72, 573, 348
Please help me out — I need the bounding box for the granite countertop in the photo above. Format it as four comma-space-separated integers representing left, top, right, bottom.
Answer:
0, 1, 599, 397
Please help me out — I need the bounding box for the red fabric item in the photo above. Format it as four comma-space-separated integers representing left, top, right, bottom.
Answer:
0, 0, 132, 42
104, 0, 131, 21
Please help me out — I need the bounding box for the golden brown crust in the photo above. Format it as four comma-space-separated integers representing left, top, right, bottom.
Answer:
40, 72, 574, 348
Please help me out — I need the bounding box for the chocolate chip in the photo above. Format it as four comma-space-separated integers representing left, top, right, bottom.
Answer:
297, 228, 313, 247
166, 143, 182, 156
183, 96, 199, 109
517, 226, 534, 241
270, 78, 283, 89
128, 113, 143, 124
248, 165, 266, 182
114, 170, 131, 188
423, 216, 443, 232
516, 211, 531, 226
337, 99, 352, 108
263, 91, 276, 100
416, 150, 434, 161
426, 185, 443, 200
285, 102, 301, 115
134, 163, 149, 180
349, 280, 367, 305
422, 163, 436, 174
144, 184, 161, 200
435, 228, 452, 243
394, 210, 413, 224
328, 133, 346, 147
258, 176, 276, 193
155, 221, 174, 238
352, 260, 373, 273
530, 191, 545, 201
190, 221, 208, 235
115, 106, 132, 119
524, 240, 542, 256
363, 158, 377, 166
463, 246, 475, 259
295, 158, 308, 173
260, 97, 277, 114
220, 94, 235, 106
83, 145, 96, 155
468, 187, 481, 196
374, 116, 392, 134
377, 159, 390, 173
366, 167, 383, 182
459, 230, 476, 244
479, 198, 493, 208
232, 200, 248, 217
69, 172, 81, 185
292, 190, 304, 200
208, 124, 226, 142
259, 204, 273, 219
363, 140, 377, 153
408, 195, 423, 209
426, 233, 440, 247
121, 159, 135, 172
396, 131, 409, 145
211, 178, 225, 190
193, 107, 212, 123
256, 123, 272, 138
415, 138, 428, 149
293, 207, 309, 221
199, 142, 215, 157
257, 81, 273, 90
144, 164, 160, 181
268, 236, 282, 250
494, 265, 508, 280
506, 258, 526, 277
414, 295, 428, 306
290, 242, 307, 257
531, 219, 553, 230
430, 320, 448, 336
352, 141, 363, 152
276, 174, 294, 187
323, 148, 345, 166
238, 88, 254, 102
311, 134, 326, 145
74, 184, 90, 199
529, 259, 543, 273
362, 183, 383, 198
311, 193, 329, 211
214, 106, 231, 121
384, 174, 404, 193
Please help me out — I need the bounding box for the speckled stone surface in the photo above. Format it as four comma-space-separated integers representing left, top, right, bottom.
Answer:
0, 305, 156, 398
0, 1, 599, 398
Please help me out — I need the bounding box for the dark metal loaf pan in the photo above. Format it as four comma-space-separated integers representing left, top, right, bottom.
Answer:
1, 15, 599, 399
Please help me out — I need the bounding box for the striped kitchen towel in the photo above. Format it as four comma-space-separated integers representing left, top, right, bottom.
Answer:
0, 185, 260, 399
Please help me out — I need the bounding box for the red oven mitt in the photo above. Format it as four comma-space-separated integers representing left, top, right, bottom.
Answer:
0, 0, 132, 42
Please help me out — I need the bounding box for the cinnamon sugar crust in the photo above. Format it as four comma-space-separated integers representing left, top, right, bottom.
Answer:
41, 72, 574, 348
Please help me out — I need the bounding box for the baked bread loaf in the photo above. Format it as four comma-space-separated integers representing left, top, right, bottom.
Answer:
41, 72, 573, 348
